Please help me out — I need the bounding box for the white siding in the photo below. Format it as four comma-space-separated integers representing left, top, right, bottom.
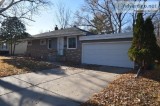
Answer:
9, 41, 27, 55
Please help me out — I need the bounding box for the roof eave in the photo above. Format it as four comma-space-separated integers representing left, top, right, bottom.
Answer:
24, 33, 86, 41
79, 32, 133, 41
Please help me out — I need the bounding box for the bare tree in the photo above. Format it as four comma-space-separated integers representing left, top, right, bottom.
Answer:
74, 0, 114, 34
55, 2, 72, 29
74, 0, 130, 34
109, 0, 130, 33
0, 0, 51, 22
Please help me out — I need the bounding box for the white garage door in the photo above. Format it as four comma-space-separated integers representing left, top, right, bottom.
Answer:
82, 41, 134, 68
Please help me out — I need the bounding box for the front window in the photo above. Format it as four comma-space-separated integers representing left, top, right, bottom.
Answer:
67, 37, 77, 49
1, 43, 7, 50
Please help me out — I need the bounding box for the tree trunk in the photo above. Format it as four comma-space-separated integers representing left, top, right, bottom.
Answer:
118, 25, 122, 33
10, 43, 12, 56
135, 60, 145, 78
10, 36, 13, 56
118, 21, 122, 33
135, 66, 142, 78
13, 43, 16, 56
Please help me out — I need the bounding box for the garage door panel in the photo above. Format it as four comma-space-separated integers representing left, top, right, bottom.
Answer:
82, 42, 134, 68
84, 50, 126, 55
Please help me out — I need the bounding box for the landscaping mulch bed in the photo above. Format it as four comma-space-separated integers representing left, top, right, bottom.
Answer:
82, 67, 160, 106
0, 56, 58, 78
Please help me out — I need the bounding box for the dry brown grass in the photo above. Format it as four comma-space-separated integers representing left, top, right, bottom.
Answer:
82, 67, 160, 106
0, 56, 58, 78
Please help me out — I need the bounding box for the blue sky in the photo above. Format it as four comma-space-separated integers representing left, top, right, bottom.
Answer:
26, 0, 84, 35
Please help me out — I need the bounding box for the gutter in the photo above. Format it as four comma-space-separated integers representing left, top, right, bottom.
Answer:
79, 32, 133, 41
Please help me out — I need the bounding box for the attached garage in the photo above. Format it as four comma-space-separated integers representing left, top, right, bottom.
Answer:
80, 32, 134, 68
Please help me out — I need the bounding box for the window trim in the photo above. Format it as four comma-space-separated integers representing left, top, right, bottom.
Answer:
40, 39, 46, 45
1, 43, 8, 50
67, 36, 77, 49
28, 41, 32, 46
48, 39, 52, 49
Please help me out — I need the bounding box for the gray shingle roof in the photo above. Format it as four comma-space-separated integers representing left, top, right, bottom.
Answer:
32, 27, 93, 39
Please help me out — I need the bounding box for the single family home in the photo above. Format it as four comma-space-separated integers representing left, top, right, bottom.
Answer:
26, 27, 93, 63
25, 26, 135, 68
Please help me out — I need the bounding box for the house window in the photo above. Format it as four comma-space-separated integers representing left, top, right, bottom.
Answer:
1, 43, 7, 50
48, 39, 52, 49
67, 37, 77, 49
40, 39, 46, 45
28, 41, 32, 46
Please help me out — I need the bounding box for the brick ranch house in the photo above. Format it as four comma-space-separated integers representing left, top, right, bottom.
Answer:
25, 27, 160, 68
25, 27, 93, 63
25, 27, 135, 68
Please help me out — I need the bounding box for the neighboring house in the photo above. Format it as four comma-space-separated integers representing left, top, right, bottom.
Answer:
0, 42, 9, 55
9, 41, 28, 55
0, 41, 27, 55
26, 27, 93, 63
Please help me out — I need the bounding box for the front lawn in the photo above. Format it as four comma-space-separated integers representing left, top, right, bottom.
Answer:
0, 56, 58, 77
82, 66, 160, 106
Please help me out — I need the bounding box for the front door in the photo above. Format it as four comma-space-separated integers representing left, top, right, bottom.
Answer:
57, 37, 64, 55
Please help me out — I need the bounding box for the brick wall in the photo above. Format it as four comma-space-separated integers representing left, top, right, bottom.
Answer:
65, 49, 81, 63
26, 38, 57, 61
64, 36, 82, 63
26, 36, 83, 63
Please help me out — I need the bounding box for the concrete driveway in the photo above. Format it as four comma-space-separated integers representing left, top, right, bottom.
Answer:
0, 66, 130, 106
